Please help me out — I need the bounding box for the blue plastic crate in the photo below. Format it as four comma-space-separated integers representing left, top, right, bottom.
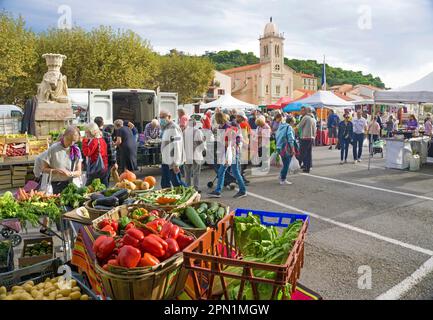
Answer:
234, 208, 309, 228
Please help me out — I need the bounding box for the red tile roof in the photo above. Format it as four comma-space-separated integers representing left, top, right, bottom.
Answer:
333, 92, 354, 101
296, 73, 316, 79
221, 63, 265, 74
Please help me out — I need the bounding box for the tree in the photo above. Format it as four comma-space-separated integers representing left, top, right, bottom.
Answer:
0, 12, 37, 104
35, 26, 159, 91
157, 51, 214, 104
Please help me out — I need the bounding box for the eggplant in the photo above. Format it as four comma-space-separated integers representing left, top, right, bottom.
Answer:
93, 196, 119, 208
90, 193, 105, 202
112, 189, 129, 204
93, 205, 115, 211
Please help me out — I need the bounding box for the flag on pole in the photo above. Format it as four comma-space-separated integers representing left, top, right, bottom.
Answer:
321, 55, 327, 90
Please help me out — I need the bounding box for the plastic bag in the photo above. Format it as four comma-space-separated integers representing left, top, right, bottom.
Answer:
73, 173, 86, 188
289, 156, 301, 173
270, 152, 282, 168
39, 171, 53, 195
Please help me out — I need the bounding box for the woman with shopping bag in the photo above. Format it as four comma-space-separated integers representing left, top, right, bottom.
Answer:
275, 116, 296, 185
82, 123, 109, 187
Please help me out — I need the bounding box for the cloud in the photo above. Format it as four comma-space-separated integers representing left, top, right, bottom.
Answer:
2, 0, 433, 88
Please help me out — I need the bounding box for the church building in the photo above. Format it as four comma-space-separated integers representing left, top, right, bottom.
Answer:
221, 18, 295, 106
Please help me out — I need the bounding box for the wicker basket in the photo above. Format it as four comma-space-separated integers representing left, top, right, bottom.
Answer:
95, 251, 188, 300
84, 200, 111, 221
171, 201, 229, 238
92, 203, 171, 233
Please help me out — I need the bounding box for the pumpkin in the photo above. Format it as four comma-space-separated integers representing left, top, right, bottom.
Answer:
141, 181, 150, 190
119, 170, 136, 182
144, 176, 156, 188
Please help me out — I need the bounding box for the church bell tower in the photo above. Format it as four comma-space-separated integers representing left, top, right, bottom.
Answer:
259, 17, 285, 74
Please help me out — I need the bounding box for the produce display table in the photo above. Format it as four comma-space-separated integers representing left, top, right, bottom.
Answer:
137, 144, 162, 167
385, 136, 430, 170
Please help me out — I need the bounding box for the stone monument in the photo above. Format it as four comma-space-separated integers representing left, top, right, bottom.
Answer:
34, 53, 74, 128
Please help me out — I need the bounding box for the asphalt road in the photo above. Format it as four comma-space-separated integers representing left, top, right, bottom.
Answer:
10, 143, 433, 300
192, 145, 433, 300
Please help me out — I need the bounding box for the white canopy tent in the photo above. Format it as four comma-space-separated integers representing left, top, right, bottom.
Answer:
200, 94, 257, 111
294, 90, 355, 108
374, 71, 433, 104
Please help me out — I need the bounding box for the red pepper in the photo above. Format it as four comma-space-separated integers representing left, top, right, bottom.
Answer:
98, 218, 111, 229
110, 220, 119, 232
117, 245, 141, 268
107, 259, 119, 267
160, 222, 180, 240
149, 210, 160, 217
126, 228, 145, 241
125, 222, 135, 231
122, 233, 140, 248
93, 235, 116, 261
138, 253, 160, 267
176, 234, 194, 250
146, 218, 167, 233
164, 238, 180, 259
141, 234, 167, 258
101, 225, 116, 237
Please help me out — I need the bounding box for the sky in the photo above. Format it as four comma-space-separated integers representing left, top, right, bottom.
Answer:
2, 0, 433, 88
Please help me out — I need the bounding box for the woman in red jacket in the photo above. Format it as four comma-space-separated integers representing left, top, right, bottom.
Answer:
82, 123, 109, 187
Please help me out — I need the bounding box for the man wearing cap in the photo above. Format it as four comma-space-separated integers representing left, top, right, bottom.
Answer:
297, 107, 316, 173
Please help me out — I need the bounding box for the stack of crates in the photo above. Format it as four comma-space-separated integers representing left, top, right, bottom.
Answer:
12, 165, 27, 188
0, 168, 12, 190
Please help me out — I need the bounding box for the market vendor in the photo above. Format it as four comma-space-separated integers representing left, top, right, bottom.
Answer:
143, 119, 161, 143
114, 119, 138, 172
40, 126, 83, 194
407, 114, 419, 131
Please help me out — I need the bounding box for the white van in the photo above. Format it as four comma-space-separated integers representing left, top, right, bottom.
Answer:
69, 89, 178, 131
0, 105, 24, 134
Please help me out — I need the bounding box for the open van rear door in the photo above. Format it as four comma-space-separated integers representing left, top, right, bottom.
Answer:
89, 91, 113, 124
158, 92, 178, 121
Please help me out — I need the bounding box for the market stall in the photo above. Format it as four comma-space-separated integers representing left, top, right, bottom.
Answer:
374, 72, 433, 169
0, 171, 319, 300
199, 94, 257, 112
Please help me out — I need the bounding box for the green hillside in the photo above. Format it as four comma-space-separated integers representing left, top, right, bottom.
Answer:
203, 51, 385, 88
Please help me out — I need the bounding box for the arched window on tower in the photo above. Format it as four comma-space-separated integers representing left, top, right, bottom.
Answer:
274, 64, 280, 71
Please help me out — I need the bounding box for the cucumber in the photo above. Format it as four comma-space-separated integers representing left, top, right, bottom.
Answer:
207, 202, 219, 215
216, 207, 226, 220
199, 212, 207, 223
171, 217, 194, 229
196, 203, 208, 214
185, 207, 206, 228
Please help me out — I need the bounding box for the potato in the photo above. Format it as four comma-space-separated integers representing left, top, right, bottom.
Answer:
69, 291, 81, 300
13, 289, 26, 295
59, 288, 71, 297
56, 297, 71, 300
3, 295, 15, 300
80, 294, 89, 301
0, 294, 6, 300
36, 283, 45, 290
71, 286, 81, 292
23, 284, 33, 293
43, 287, 56, 296
19, 293, 33, 300
48, 292, 56, 300
31, 289, 40, 299
56, 294, 64, 299
0, 286, 7, 295
11, 285, 23, 292
24, 281, 34, 287
44, 282, 53, 289
70, 280, 77, 287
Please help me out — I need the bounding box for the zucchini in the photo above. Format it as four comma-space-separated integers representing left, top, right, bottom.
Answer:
207, 202, 219, 215
185, 207, 206, 228
171, 217, 194, 229
206, 215, 215, 227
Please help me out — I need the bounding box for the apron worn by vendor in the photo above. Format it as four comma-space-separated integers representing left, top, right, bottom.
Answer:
45, 140, 82, 194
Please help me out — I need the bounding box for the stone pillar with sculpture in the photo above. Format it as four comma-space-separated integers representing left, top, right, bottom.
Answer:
34, 53, 74, 136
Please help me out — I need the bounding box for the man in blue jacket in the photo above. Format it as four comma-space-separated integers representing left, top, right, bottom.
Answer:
338, 114, 353, 164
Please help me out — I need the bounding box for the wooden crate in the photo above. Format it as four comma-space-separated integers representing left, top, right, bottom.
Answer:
0, 183, 12, 190
18, 237, 54, 268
